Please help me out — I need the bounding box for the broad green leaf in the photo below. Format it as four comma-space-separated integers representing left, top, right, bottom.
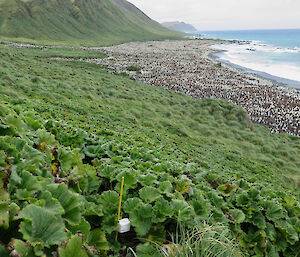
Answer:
191, 198, 210, 220
15, 189, 36, 201
0, 150, 9, 168
274, 231, 288, 252
137, 203, 153, 218
0, 120, 12, 136
147, 226, 166, 244
83, 200, 103, 217
68, 217, 91, 239
110, 156, 123, 164
172, 199, 195, 222
0, 168, 9, 229
72, 163, 98, 181
154, 198, 173, 217
83, 145, 98, 158
138, 173, 157, 186
152, 198, 173, 223
236, 193, 248, 206
72, 164, 100, 194
97, 165, 115, 179
175, 179, 190, 194
252, 212, 266, 230
19, 205, 67, 246
289, 217, 300, 233
34, 191, 64, 216
57, 148, 73, 172
33, 244, 44, 256
18, 171, 41, 192
264, 201, 285, 221
24, 114, 42, 131
101, 213, 118, 234
158, 181, 173, 195
115, 170, 138, 191
139, 186, 161, 203
0, 244, 9, 257
130, 203, 153, 236
47, 184, 82, 225
36, 129, 56, 145
88, 229, 109, 251
5, 114, 26, 133
206, 191, 224, 208
248, 189, 260, 200
124, 197, 142, 213
136, 244, 161, 257
0, 137, 21, 163
284, 196, 298, 208
99, 190, 119, 213
275, 220, 299, 245
268, 245, 280, 257
231, 209, 246, 224
10, 166, 22, 185
12, 239, 35, 257
9, 203, 20, 220
211, 208, 227, 223
22, 145, 46, 168
59, 235, 88, 257
217, 183, 238, 196
266, 222, 277, 241
0, 202, 9, 229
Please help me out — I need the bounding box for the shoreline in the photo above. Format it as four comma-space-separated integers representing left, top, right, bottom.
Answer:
85, 40, 300, 136
208, 42, 300, 90
4, 39, 299, 136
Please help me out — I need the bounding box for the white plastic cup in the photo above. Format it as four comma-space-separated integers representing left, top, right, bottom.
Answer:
118, 218, 131, 233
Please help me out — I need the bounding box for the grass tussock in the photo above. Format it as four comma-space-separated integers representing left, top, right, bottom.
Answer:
161, 223, 243, 257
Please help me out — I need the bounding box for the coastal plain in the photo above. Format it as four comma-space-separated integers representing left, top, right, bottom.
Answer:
1, 0, 300, 256
84, 40, 300, 137
0, 39, 300, 256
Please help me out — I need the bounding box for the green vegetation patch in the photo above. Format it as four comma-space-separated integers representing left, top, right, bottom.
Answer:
127, 65, 141, 73
0, 0, 183, 46
0, 45, 299, 256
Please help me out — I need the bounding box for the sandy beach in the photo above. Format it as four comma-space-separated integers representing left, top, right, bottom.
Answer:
83, 40, 300, 136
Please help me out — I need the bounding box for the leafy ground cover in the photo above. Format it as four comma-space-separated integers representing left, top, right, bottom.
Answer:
0, 45, 299, 256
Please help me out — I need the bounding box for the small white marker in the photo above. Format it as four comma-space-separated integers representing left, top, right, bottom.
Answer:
118, 218, 131, 233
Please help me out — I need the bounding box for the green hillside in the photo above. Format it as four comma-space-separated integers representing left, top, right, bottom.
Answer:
0, 0, 183, 45
0, 44, 299, 256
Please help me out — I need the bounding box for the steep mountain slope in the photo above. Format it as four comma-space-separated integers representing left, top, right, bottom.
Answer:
162, 21, 197, 33
0, 0, 182, 45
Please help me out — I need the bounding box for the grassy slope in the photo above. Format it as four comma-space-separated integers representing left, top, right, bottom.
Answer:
0, 0, 183, 45
0, 46, 299, 186
0, 45, 300, 255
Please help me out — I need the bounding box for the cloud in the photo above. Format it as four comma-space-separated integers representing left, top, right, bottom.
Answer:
128, 0, 300, 30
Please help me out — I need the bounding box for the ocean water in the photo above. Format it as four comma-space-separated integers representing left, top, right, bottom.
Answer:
199, 29, 300, 87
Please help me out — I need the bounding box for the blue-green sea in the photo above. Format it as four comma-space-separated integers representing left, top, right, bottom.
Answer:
199, 29, 300, 86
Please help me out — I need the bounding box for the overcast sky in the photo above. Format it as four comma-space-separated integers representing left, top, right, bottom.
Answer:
128, 0, 300, 31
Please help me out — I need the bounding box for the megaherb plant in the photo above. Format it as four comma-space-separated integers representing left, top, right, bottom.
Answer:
0, 45, 299, 256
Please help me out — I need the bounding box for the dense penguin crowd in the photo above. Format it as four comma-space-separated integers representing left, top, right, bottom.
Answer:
87, 40, 300, 136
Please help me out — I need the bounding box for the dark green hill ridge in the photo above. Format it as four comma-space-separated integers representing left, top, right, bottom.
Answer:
0, 0, 182, 45
161, 21, 198, 33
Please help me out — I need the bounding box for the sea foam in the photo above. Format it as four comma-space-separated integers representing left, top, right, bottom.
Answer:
211, 42, 300, 84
